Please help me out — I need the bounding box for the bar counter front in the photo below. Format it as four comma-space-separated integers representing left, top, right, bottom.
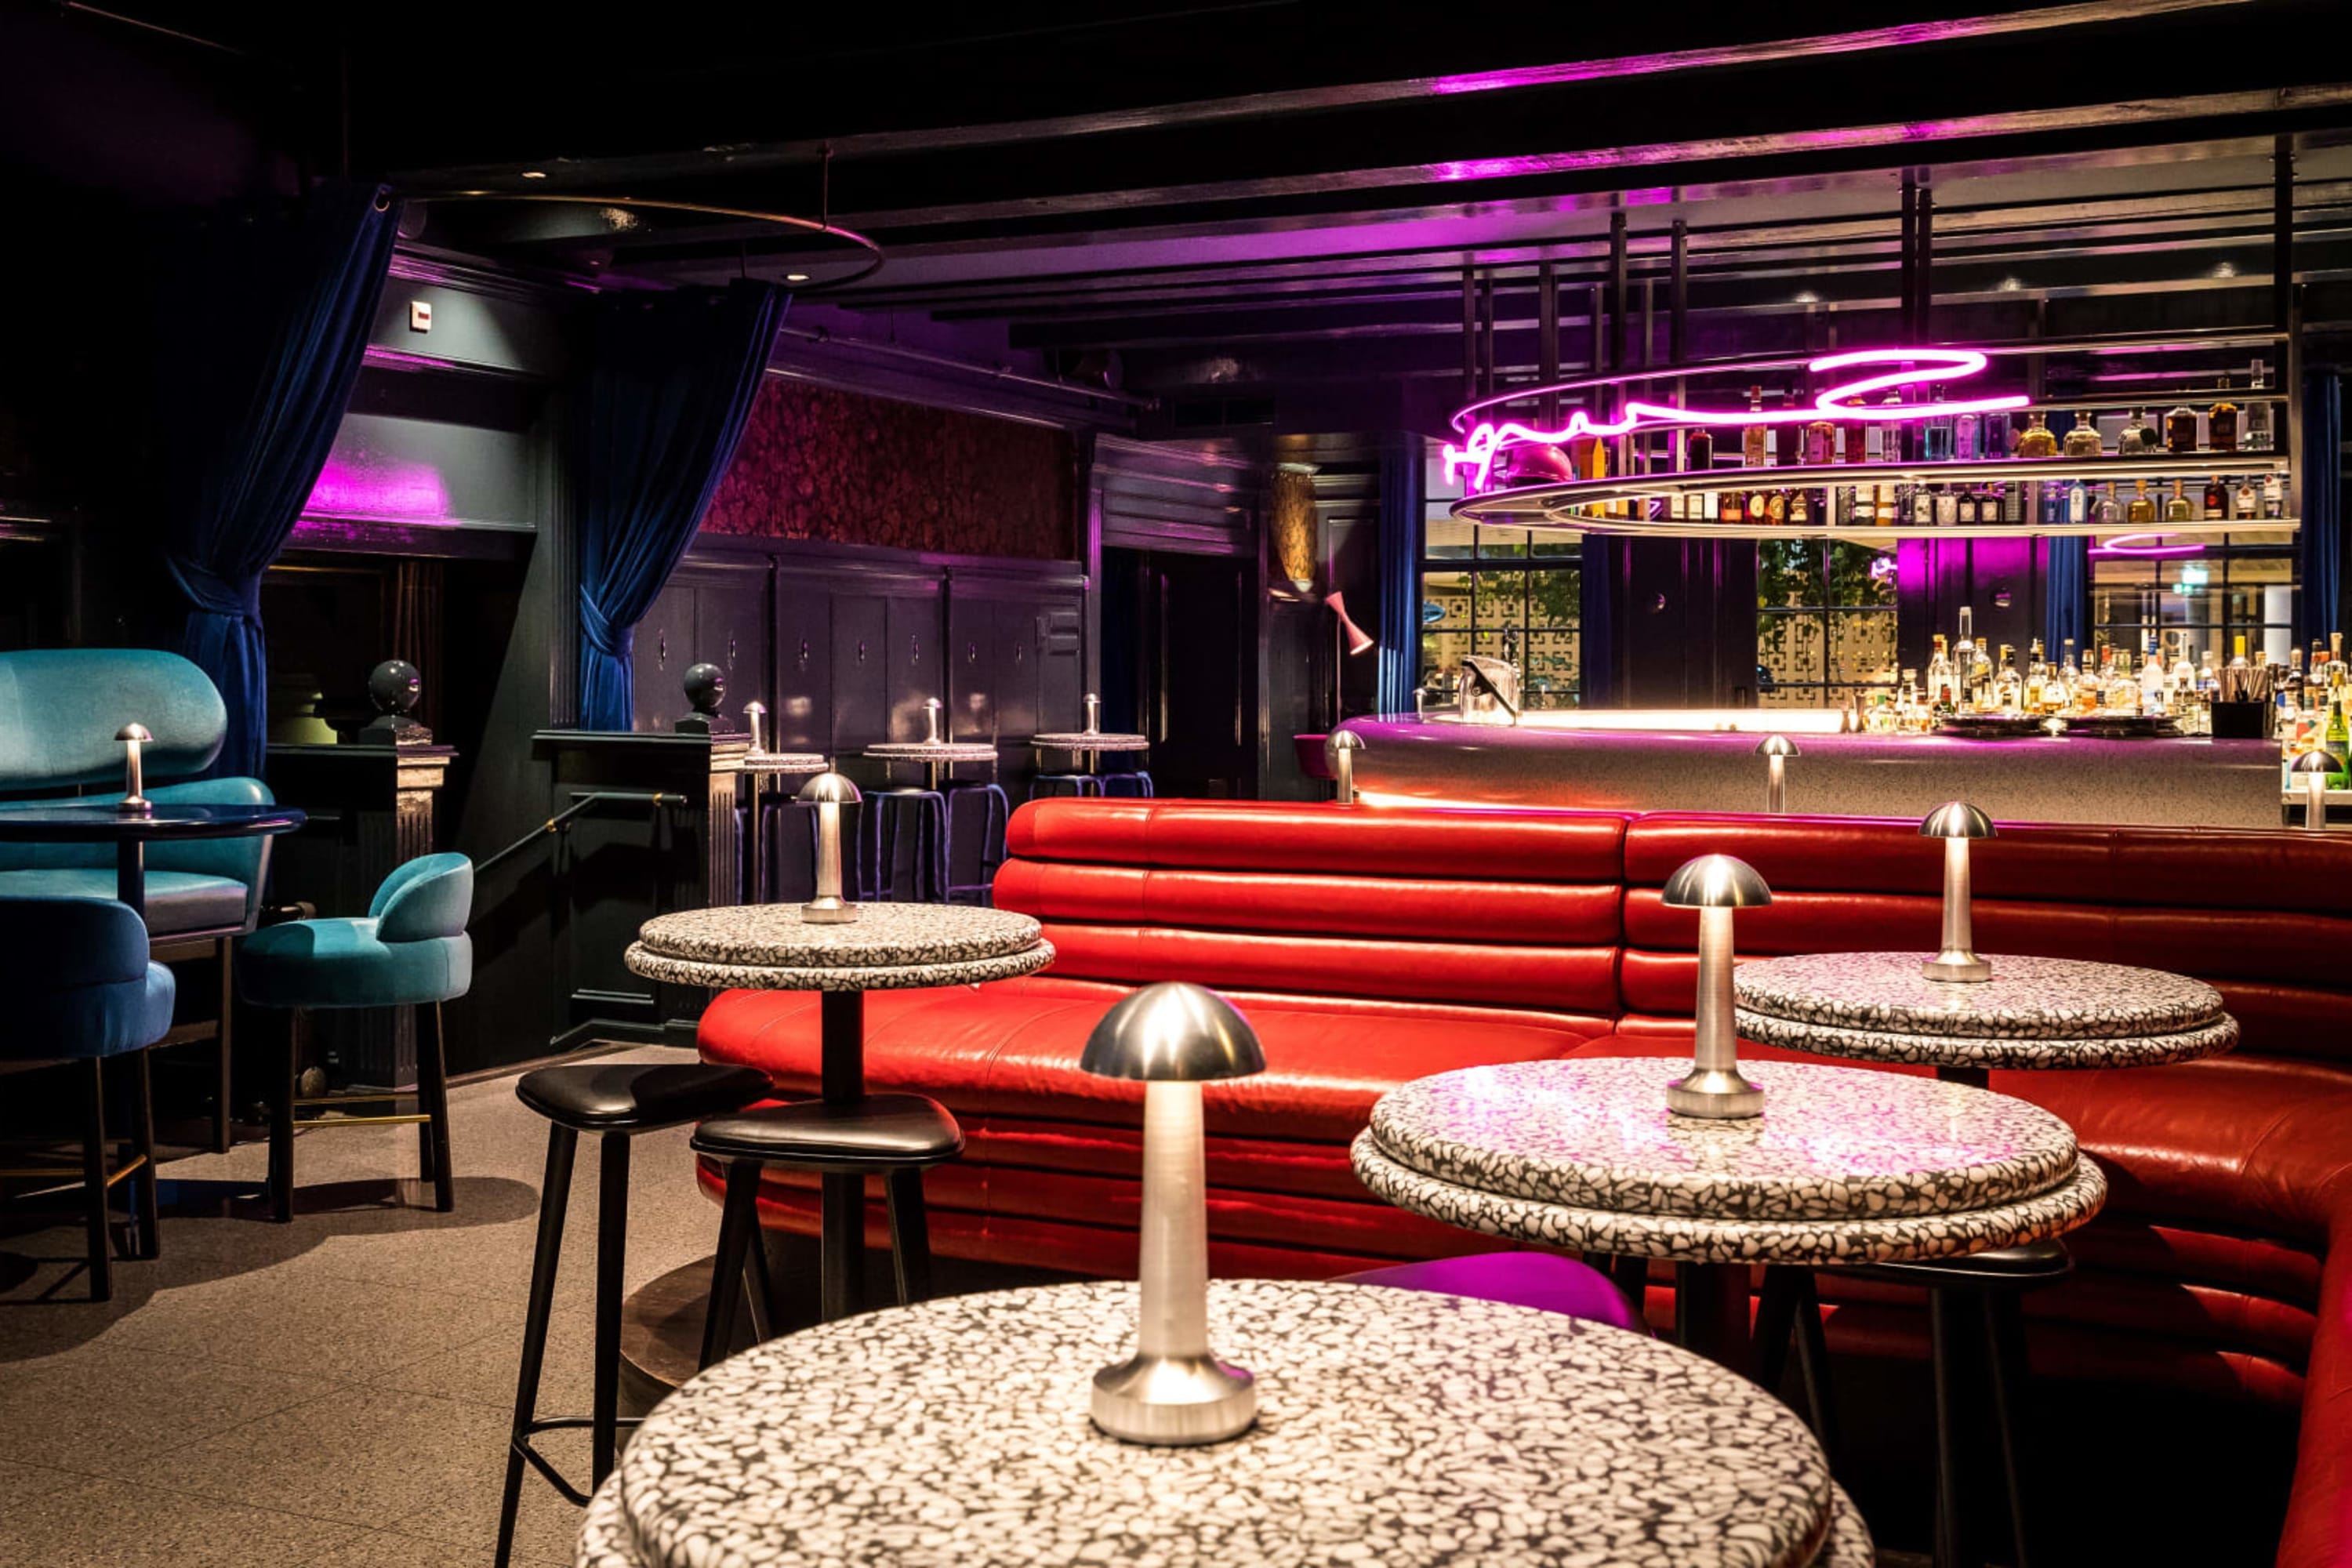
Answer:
1339, 709, 2285, 829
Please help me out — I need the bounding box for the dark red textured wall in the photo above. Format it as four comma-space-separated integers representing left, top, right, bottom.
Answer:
700, 379, 1076, 559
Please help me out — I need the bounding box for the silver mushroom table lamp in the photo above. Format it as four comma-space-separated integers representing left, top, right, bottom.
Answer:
115, 723, 153, 815
798, 771, 862, 924
1081, 982, 1265, 1445
1755, 734, 1797, 815
2292, 750, 2338, 833
1662, 854, 1771, 1120
1326, 729, 1364, 807
1920, 800, 1996, 982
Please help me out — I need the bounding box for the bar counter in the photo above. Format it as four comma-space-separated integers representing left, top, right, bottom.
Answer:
1337, 711, 2283, 829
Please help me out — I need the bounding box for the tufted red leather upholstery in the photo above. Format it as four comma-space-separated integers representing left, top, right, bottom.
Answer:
699, 798, 2352, 1565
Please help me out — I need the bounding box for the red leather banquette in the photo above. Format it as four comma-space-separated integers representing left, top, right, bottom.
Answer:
699, 798, 2352, 1566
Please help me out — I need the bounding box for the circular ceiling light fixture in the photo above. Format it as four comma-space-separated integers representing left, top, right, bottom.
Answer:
394, 189, 884, 292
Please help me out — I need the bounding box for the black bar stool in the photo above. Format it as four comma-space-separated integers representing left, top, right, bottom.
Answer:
693, 1092, 964, 1367
494, 1061, 771, 1568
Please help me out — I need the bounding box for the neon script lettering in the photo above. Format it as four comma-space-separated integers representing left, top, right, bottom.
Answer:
1443, 349, 2028, 492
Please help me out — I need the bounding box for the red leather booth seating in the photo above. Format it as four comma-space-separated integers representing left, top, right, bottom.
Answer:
699, 798, 2352, 1566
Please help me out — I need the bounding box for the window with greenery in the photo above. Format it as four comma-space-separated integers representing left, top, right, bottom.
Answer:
1757, 539, 1898, 708
1419, 451, 1580, 708
2090, 528, 2297, 674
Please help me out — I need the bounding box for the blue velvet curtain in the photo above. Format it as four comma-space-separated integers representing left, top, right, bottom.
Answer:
1579, 538, 1621, 706
2301, 372, 2343, 648
155, 182, 398, 779
2044, 537, 2089, 666
1375, 435, 1423, 714
577, 282, 785, 730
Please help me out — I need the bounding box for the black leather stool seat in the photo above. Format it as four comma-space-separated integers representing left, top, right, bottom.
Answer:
516, 1062, 771, 1133
692, 1094, 964, 1169
1851, 1236, 2073, 1287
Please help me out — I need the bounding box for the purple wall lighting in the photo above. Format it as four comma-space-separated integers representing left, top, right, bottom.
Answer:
302, 452, 452, 522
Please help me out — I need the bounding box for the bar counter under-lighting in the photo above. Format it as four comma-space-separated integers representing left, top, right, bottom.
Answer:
1337, 710, 2283, 829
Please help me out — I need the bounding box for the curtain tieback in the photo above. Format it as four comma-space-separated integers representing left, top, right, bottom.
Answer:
578, 597, 635, 659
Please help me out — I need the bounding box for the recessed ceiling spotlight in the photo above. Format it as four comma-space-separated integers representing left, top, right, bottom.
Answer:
785, 273, 809, 283
2210, 260, 2239, 279
521, 170, 547, 180
1997, 275, 2024, 292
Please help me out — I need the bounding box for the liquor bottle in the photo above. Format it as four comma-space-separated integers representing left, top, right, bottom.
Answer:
1764, 490, 1788, 526
2067, 479, 2089, 526
1927, 634, 1956, 716
1915, 485, 1936, 525
1955, 408, 1980, 461
1997, 646, 2023, 715
2093, 485, 2120, 526
1875, 483, 1896, 523
1955, 608, 1979, 700
1958, 488, 1981, 526
2263, 469, 2285, 519
2017, 411, 2060, 458
2233, 479, 2260, 520
2000, 483, 2024, 524
2204, 478, 2227, 520
2140, 644, 2167, 716
2119, 408, 2154, 456
1934, 486, 1958, 527
1842, 420, 1867, 464
1777, 394, 1803, 467
1686, 426, 1714, 470
2104, 647, 2141, 713
1749, 489, 1769, 524
2209, 376, 2239, 454
2165, 400, 2198, 455
2127, 478, 2157, 525
2329, 694, 2350, 793
1743, 388, 1768, 468
1721, 490, 1745, 524
2165, 479, 2194, 523
1924, 390, 1955, 462
1805, 412, 1837, 466
1878, 390, 1904, 463
2246, 393, 2273, 454
2063, 411, 2103, 459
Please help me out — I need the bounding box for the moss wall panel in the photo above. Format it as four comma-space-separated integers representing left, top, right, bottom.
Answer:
702, 379, 1076, 560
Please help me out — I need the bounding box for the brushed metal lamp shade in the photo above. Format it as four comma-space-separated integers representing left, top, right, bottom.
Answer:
1919, 800, 1996, 982
1661, 855, 1771, 1120
1082, 983, 1264, 1445
797, 771, 862, 924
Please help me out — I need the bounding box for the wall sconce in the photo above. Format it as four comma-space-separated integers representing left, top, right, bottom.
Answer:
2292, 750, 2338, 832
1326, 729, 1364, 806
1755, 734, 1798, 814
115, 724, 152, 816
1920, 800, 1996, 982
797, 771, 862, 924
1080, 982, 1265, 1445
1661, 855, 1771, 1119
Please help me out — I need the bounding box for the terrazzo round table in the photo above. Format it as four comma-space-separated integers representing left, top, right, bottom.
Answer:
865, 739, 1000, 793
1027, 729, 1149, 782
575, 1279, 1875, 1568
1732, 952, 2239, 1087
625, 903, 1052, 1318
732, 752, 828, 905
1351, 1058, 2107, 1371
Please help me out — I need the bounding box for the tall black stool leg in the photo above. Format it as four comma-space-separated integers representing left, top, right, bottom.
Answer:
80, 1057, 113, 1302
699, 1160, 761, 1370
212, 937, 234, 1155
1928, 1287, 1980, 1568
1984, 1290, 2034, 1568
269, 1008, 297, 1223
884, 1167, 933, 1305
130, 1047, 160, 1261
1607, 1254, 1650, 1319
1788, 1269, 1838, 1461
497, 1125, 577, 1568
1752, 1266, 1801, 1394
591, 1133, 631, 1488
418, 1002, 454, 1213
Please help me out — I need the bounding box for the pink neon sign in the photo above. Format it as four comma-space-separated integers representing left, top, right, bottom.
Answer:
1443, 348, 2028, 493
2088, 533, 2205, 559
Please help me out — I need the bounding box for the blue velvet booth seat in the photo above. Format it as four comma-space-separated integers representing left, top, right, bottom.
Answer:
238, 853, 472, 1221
0, 648, 276, 1152
0, 897, 174, 1301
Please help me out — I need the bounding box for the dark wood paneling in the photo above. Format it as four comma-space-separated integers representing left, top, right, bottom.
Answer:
771, 576, 832, 751
829, 591, 889, 750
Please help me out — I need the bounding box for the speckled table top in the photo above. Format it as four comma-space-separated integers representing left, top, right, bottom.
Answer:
574, 1279, 1860, 1568
1733, 953, 2225, 1040
625, 903, 1054, 992
734, 752, 829, 773
1737, 1007, 2239, 1071
1369, 1059, 2081, 1222
1027, 731, 1151, 752
865, 741, 1002, 763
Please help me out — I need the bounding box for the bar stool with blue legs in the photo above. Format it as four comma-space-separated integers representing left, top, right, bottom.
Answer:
238, 852, 473, 1222
0, 897, 173, 1301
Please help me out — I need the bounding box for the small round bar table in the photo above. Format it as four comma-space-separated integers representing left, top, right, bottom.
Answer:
1351, 1058, 2107, 1371
1027, 728, 1149, 786
0, 801, 306, 920
863, 739, 1000, 794
624, 903, 1051, 1319
575, 1279, 1875, 1568
731, 751, 828, 904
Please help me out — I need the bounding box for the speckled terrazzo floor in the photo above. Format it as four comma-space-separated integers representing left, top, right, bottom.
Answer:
0, 1045, 721, 1568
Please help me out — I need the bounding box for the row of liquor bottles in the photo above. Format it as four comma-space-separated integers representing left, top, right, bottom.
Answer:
1699, 370, 2276, 470
1665, 474, 2287, 526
